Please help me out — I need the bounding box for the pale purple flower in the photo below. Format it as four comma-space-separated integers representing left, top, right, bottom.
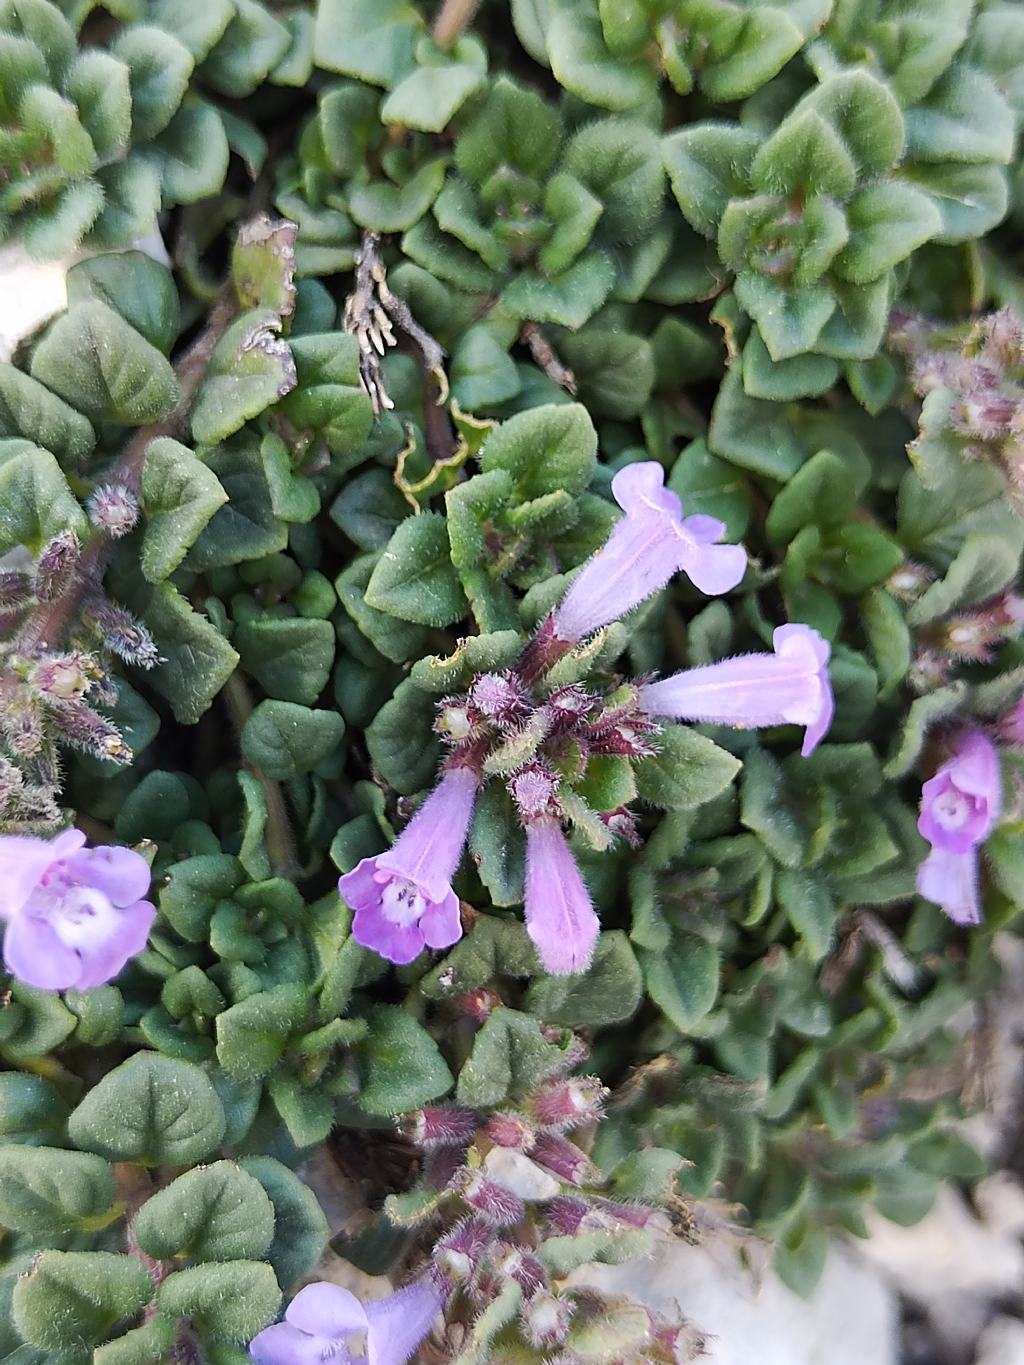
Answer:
637, 623, 835, 757
524, 817, 599, 976
550, 462, 746, 643
0, 828, 155, 991
916, 846, 985, 927
918, 731, 1001, 855
339, 766, 477, 965
916, 731, 1002, 926
249, 1280, 441, 1365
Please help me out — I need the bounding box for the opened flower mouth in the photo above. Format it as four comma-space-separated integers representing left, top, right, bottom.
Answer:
0, 828, 155, 991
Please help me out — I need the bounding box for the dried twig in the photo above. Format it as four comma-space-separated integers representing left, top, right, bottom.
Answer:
521, 320, 577, 395
343, 231, 447, 416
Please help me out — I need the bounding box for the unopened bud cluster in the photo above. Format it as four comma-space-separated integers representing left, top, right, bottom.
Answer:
892, 305, 1024, 506
391, 1042, 701, 1364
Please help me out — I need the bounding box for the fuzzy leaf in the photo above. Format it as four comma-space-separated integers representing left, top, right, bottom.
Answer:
355, 1005, 453, 1115
141, 437, 228, 581
133, 1161, 275, 1263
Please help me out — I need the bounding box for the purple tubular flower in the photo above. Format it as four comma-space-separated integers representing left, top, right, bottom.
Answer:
550, 462, 747, 643
918, 731, 1001, 854
0, 829, 155, 991
916, 731, 1002, 927
524, 817, 599, 976
638, 623, 835, 757
249, 1280, 441, 1365
339, 766, 478, 965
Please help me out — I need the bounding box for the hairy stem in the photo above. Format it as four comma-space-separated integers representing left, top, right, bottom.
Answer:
14, 297, 236, 658
432, 0, 479, 48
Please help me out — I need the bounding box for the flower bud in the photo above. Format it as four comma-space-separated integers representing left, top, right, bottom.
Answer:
456, 1170, 526, 1226
61, 702, 132, 763
453, 987, 502, 1021
3, 694, 44, 756
88, 483, 139, 537
531, 1076, 607, 1130
435, 700, 477, 742
469, 672, 527, 726
86, 600, 161, 668
530, 1132, 595, 1186
492, 1244, 546, 1297
35, 529, 81, 601
485, 1111, 536, 1150
521, 1291, 573, 1349
544, 1195, 589, 1235
433, 1217, 491, 1282
31, 651, 97, 702
408, 1104, 480, 1149
508, 765, 558, 821
600, 807, 641, 848
886, 560, 934, 601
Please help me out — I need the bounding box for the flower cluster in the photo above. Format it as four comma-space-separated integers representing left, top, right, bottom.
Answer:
917, 730, 1003, 926
0, 828, 155, 990
342, 462, 835, 976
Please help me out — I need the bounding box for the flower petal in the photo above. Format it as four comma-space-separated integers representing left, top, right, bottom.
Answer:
286, 1282, 368, 1339
74, 901, 157, 989
376, 768, 477, 904
418, 889, 463, 951
64, 845, 152, 907
366, 1282, 442, 1365
339, 856, 386, 913
917, 845, 982, 926
351, 903, 425, 965
0, 830, 82, 920
3, 913, 82, 990
248, 1321, 336, 1365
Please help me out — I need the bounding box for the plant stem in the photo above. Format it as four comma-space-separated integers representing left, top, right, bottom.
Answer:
15, 298, 236, 658
432, 0, 479, 48
222, 670, 298, 879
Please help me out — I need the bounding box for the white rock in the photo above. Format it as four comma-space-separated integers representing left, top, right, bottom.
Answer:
974, 1317, 1024, 1365
575, 1236, 898, 1365
861, 1186, 1024, 1360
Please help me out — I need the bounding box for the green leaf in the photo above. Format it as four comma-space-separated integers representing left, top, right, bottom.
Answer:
366, 678, 441, 795
365, 510, 468, 627
215, 984, 308, 1080
455, 74, 561, 183
184, 438, 287, 571
240, 1157, 328, 1291
0, 1073, 70, 1146
381, 50, 486, 133
141, 437, 228, 581
547, 5, 656, 110
31, 300, 179, 425
67, 1052, 226, 1166
468, 781, 526, 907
499, 252, 616, 329
2, 984, 76, 1061
0, 364, 95, 466
242, 700, 344, 780
0, 445, 87, 553
456, 1007, 566, 1107
143, 584, 239, 725
13, 1253, 153, 1353
775, 868, 835, 961
833, 181, 940, 284
862, 588, 911, 699
282, 333, 375, 459
0, 1146, 114, 1236
201, 0, 290, 97
93, 1315, 176, 1365
113, 24, 194, 142
766, 448, 864, 544
480, 402, 597, 500
191, 310, 296, 445
146, 100, 230, 204
909, 533, 1022, 625
234, 614, 334, 705
355, 1005, 453, 1115
349, 159, 446, 233
156, 1262, 281, 1344
313, 0, 422, 87
640, 934, 719, 1032
451, 325, 521, 412
562, 116, 664, 243
663, 123, 761, 238
231, 216, 297, 316
525, 932, 643, 1026
66, 251, 180, 356
904, 66, 1014, 165
635, 725, 741, 811
132, 1161, 275, 1263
